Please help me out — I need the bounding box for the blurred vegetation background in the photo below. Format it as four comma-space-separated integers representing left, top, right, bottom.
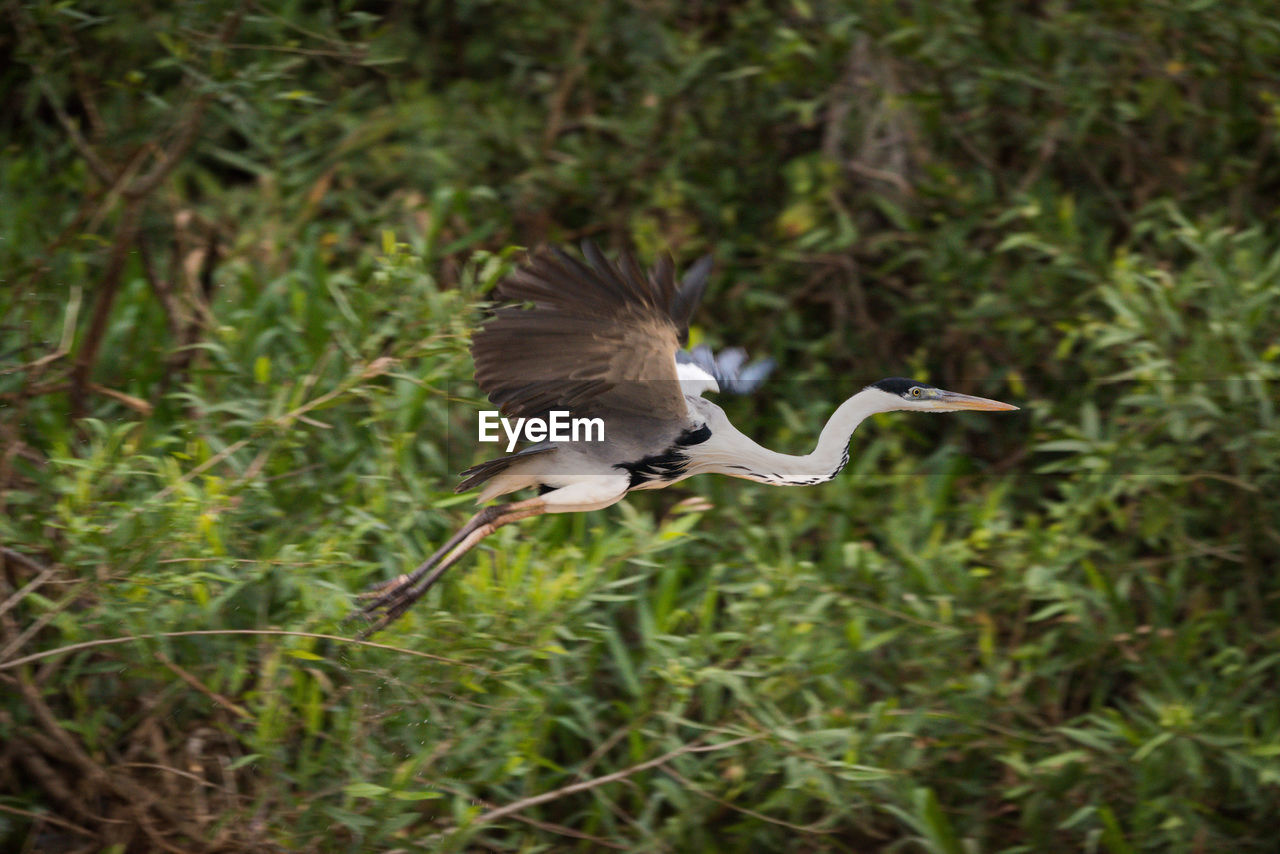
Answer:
2, 0, 1279, 850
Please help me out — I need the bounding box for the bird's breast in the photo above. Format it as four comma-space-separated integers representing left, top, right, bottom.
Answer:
615, 422, 711, 489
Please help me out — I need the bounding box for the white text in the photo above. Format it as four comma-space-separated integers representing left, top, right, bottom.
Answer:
477, 410, 605, 452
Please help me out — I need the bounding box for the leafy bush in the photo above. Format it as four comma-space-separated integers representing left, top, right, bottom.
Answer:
2, 1, 1277, 851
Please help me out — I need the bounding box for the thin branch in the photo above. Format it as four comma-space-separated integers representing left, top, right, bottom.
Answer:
0, 546, 53, 577
845, 160, 913, 195
87, 382, 154, 415
58, 17, 107, 140
153, 650, 251, 719
103, 356, 394, 533
0, 629, 492, 673
127, 4, 247, 201
455, 735, 760, 830
0, 286, 82, 377
1015, 117, 1064, 195
35, 78, 112, 185
0, 802, 95, 839
183, 37, 368, 59
62, 3, 246, 421
113, 762, 225, 790
138, 239, 183, 339
432, 783, 628, 849
659, 762, 833, 834
541, 12, 599, 157
0, 551, 58, 620
68, 198, 142, 420
0, 583, 83, 664
11, 672, 202, 838
572, 718, 643, 781
6, 736, 104, 825
107, 436, 253, 530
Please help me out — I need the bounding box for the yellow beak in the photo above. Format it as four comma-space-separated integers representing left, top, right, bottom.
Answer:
932, 390, 1020, 411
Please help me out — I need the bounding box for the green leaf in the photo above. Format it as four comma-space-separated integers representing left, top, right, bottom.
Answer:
344, 782, 390, 799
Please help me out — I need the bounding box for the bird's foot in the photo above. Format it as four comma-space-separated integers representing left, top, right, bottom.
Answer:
346, 572, 434, 638
354, 573, 410, 600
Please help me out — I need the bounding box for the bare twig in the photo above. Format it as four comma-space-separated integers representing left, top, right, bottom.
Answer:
60, 2, 246, 422
455, 735, 760, 830
113, 762, 224, 790
659, 762, 833, 834
11, 674, 203, 839
68, 198, 142, 420
540, 11, 600, 157
111, 436, 253, 529
825, 35, 918, 196
572, 719, 643, 782
58, 17, 107, 141
844, 160, 914, 195
0, 548, 78, 661
433, 783, 628, 849
34, 77, 112, 185
6, 736, 103, 825
0, 801, 96, 839
127, 5, 247, 201
0, 286, 82, 377
1015, 117, 1064, 195
153, 650, 252, 719
87, 382, 154, 416
101, 356, 393, 532
0, 587, 84, 672
138, 239, 183, 340
0, 546, 52, 578
0, 629, 491, 673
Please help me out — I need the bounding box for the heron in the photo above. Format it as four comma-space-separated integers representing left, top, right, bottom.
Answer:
355, 243, 1017, 634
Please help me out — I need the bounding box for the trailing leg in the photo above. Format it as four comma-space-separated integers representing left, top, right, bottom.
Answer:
351, 475, 630, 636
351, 496, 545, 633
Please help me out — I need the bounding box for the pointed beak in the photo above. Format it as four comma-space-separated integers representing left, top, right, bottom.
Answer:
932, 390, 1020, 412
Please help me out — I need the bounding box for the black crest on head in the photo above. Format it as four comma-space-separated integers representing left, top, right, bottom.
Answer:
872, 377, 928, 396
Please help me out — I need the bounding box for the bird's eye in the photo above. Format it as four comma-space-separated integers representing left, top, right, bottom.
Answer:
910, 387, 922, 397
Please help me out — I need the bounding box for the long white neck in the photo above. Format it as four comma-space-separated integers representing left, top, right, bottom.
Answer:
688, 387, 893, 486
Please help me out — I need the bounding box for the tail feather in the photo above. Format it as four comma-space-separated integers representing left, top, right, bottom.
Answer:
456, 442, 557, 493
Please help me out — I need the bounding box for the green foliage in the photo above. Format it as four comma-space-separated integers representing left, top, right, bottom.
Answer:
2, 1, 1278, 851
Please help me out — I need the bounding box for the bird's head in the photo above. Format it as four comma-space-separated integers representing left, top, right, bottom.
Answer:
866, 377, 1019, 413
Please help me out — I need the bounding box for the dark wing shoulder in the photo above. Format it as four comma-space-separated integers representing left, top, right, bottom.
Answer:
471, 243, 713, 420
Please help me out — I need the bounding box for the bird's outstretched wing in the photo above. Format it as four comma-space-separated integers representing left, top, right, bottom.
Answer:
472, 243, 710, 420
676, 345, 775, 396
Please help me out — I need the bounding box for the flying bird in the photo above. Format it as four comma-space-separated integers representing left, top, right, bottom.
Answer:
355, 243, 1017, 634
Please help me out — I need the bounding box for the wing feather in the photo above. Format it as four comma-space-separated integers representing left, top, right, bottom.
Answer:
676, 344, 775, 396
472, 243, 710, 420
671, 255, 712, 344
